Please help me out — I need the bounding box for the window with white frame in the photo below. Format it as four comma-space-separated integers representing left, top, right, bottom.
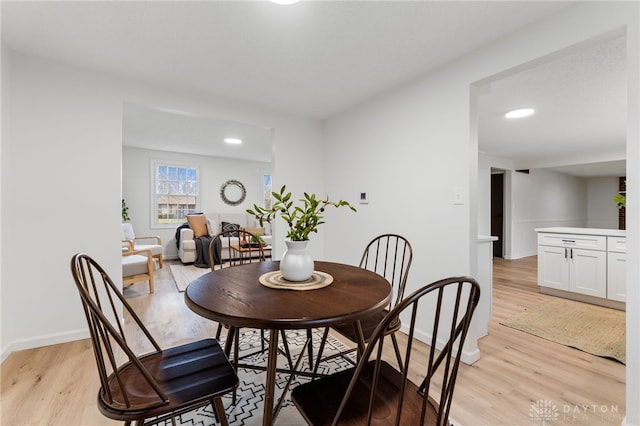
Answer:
153, 162, 199, 226
263, 173, 272, 209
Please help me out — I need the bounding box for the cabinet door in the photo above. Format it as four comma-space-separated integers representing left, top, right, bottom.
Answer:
607, 252, 626, 302
538, 245, 569, 290
569, 248, 607, 298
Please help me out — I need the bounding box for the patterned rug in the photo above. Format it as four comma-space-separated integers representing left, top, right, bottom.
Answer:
501, 298, 626, 364
158, 328, 355, 425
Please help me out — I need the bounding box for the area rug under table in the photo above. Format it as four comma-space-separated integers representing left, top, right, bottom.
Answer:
500, 298, 625, 364
157, 328, 355, 425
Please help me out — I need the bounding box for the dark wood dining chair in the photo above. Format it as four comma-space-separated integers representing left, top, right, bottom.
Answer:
70, 253, 238, 426
313, 234, 413, 373
292, 276, 481, 426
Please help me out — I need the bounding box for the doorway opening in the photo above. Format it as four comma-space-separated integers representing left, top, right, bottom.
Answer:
490, 169, 504, 258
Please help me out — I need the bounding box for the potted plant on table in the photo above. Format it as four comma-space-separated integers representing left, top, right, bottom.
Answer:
241, 233, 266, 248
247, 185, 356, 281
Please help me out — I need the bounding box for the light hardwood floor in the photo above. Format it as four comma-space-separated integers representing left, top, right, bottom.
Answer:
1, 256, 625, 425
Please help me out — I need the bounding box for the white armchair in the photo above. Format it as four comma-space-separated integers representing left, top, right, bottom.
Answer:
121, 246, 155, 293
121, 223, 164, 268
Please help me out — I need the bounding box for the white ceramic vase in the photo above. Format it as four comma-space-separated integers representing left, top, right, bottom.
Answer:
280, 240, 314, 282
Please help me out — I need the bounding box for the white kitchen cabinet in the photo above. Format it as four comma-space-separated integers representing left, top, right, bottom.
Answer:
535, 228, 626, 309
607, 236, 627, 302
569, 248, 607, 298
537, 245, 570, 290
537, 233, 606, 298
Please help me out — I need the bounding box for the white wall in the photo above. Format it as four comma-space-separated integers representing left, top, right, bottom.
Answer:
122, 146, 271, 260
322, 3, 639, 414
0, 44, 7, 353
323, 66, 473, 293
323, 71, 481, 359
625, 5, 640, 421
509, 168, 588, 259
587, 176, 623, 229
477, 159, 493, 237
478, 164, 623, 260
0, 48, 325, 360
2, 52, 124, 355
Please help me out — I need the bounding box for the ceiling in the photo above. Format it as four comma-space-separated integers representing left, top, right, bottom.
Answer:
123, 102, 273, 163
1, 1, 627, 176
478, 33, 627, 177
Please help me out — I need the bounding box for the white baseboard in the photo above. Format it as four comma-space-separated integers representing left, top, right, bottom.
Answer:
459, 347, 480, 364
504, 251, 537, 260
402, 324, 480, 366
1, 328, 89, 364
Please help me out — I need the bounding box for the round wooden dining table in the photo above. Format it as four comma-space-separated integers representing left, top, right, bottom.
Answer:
184, 260, 392, 426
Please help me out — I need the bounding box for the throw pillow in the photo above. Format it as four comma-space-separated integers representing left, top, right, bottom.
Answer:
187, 214, 208, 238
221, 221, 240, 237
206, 218, 219, 237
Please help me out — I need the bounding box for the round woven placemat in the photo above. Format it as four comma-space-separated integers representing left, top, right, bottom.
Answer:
259, 270, 333, 291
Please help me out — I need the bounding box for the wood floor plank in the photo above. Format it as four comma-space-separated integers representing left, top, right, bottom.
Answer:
0, 256, 625, 425
447, 256, 625, 425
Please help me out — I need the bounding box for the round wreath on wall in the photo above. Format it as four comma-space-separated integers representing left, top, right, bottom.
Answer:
220, 179, 247, 206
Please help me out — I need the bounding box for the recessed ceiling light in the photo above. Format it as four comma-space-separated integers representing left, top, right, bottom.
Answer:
505, 108, 535, 119
269, 0, 301, 5
224, 138, 242, 145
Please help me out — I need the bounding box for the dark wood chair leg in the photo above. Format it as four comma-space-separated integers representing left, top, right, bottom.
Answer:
216, 323, 224, 339
312, 327, 330, 375
306, 329, 314, 367
213, 397, 229, 426
391, 333, 404, 372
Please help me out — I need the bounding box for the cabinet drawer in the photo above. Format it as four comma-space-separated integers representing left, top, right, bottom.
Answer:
537, 233, 606, 251
608, 236, 626, 253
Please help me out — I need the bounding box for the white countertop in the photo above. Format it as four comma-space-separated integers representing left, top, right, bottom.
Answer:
477, 235, 499, 242
535, 227, 626, 237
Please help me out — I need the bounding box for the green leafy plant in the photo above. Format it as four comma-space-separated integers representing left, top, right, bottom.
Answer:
241, 233, 266, 248
613, 192, 626, 209
250, 234, 265, 244
613, 179, 626, 209
122, 199, 130, 222
247, 185, 356, 241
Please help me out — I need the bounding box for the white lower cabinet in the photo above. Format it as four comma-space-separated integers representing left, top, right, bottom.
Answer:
537, 243, 606, 298
569, 248, 606, 298
607, 236, 627, 302
536, 229, 625, 308
537, 245, 570, 290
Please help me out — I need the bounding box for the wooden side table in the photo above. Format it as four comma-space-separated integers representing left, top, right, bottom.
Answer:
230, 243, 272, 260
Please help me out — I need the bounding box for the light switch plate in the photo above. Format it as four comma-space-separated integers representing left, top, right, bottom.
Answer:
453, 187, 465, 205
